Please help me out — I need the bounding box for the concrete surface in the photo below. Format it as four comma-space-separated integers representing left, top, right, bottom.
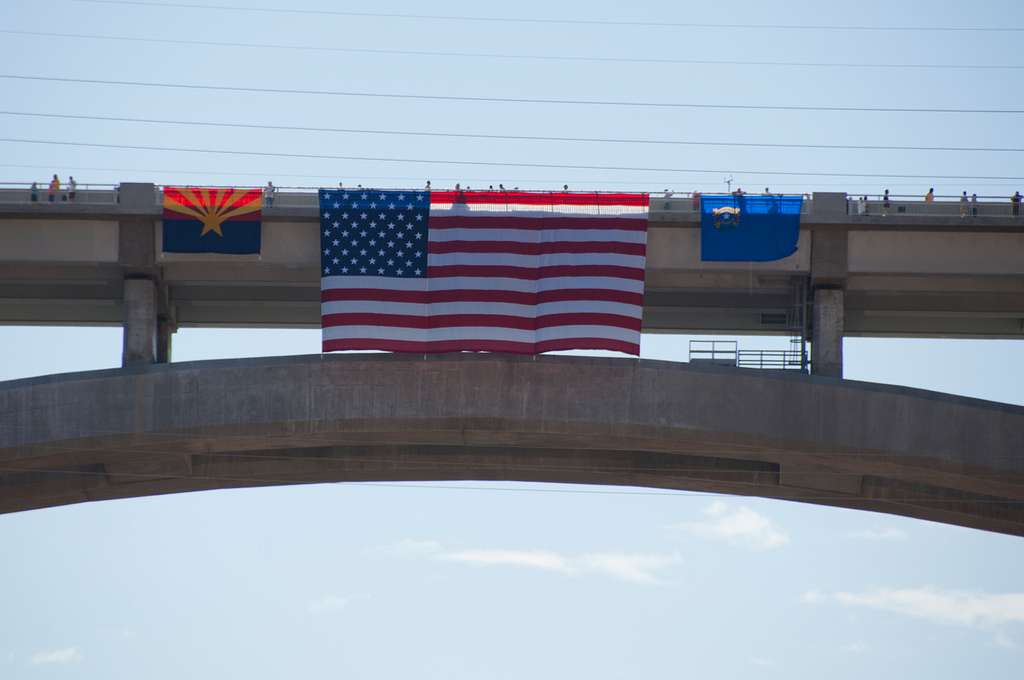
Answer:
1, 186, 1023, 338
1, 353, 1022, 535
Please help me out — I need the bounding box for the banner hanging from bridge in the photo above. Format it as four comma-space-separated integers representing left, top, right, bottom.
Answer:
319, 189, 649, 355
162, 187, 262, 254
700, 194, 802, 262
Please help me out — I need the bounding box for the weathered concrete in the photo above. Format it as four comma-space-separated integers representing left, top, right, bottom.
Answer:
1, 354, 1022, 535
812, 289, 845, 378
2, 186, 1024, 337
121, 278, 157, 366
156, 316, 174, 364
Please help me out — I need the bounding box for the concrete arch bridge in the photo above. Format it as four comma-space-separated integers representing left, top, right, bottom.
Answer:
1, 354, 1022, 535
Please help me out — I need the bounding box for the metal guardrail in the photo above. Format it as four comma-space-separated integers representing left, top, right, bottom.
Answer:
0, 186, 118, 205
689, 340, 807, 371
1, 183, 1020, 219
688, 340, 738, 365
737, 350, 805, 370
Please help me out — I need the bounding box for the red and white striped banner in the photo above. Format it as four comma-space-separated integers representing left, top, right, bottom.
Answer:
320, 190, 649, 355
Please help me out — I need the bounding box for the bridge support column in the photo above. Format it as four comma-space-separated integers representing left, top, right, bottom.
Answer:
808, 208, 848, 379
812, 289, 844, 378
122, 278, 157, 366
157, 315, 175, 364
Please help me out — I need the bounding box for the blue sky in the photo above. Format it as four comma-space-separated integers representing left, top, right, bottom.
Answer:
1, 0, 1024, 678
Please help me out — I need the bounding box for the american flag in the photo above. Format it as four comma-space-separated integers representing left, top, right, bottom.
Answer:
319, 189, 649, 355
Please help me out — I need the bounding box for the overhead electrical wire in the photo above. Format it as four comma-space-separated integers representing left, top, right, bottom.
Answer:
3, 74, 1023, 115
71, 0, 1024, 33
3, 138, 1023, 181
3, 110, 1021, 153
3, 29, 1021, 71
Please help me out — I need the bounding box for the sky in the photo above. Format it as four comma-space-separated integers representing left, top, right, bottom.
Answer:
1, 0, 1024, 678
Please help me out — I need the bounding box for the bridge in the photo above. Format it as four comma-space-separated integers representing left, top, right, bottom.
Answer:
1, 353, 1022, 534
2, 183, 1023, 378
1, 184, 1022, 531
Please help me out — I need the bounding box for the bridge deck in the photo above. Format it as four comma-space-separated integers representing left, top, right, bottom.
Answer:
0, 187, 1022, 338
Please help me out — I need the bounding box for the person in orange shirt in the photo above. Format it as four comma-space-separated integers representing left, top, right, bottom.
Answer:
48, 174, 60, 203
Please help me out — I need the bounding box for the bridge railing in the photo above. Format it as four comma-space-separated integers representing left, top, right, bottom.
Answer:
2, 184, 1021, 220
0, 185, 119, 205
689, 340, 808, 371
737, 349, 806, 370
848, 197, 1021, 218
688, 340, 738, 366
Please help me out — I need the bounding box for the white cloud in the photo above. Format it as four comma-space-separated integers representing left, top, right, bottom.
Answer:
443, 549, 575, 575
308, 595, 354, 614
803, 587, 1024, 628
30, 647, 82, 666
675, 501, 789, 550
992, 632, 1017, 650
848, 528, 908, 541
577, 553, 681, 585
380, 539, 444, 558
800, 590, 824, 604
388, 541, 679, 585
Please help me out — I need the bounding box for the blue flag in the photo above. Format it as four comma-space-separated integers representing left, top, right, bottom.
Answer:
700, 194, 802, 262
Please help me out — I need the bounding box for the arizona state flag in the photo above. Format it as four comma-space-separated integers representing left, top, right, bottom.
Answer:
162, 187, 262, 254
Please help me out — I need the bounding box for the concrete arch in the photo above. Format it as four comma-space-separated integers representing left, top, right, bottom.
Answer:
1, 354, 1022, 535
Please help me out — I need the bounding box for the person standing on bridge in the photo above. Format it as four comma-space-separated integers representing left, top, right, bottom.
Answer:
30, 182, 38, 202
925, 188, 935, 203
47, 174, 59, 203
263, 181, 275, 208
67, 176, 77, 202
1013, 191, 1022, 217
882, 189, 890, 216
960, 191, 969, 218
971, 193, 978, 216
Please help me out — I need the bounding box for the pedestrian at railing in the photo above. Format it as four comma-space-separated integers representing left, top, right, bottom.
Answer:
971, 193, 978, 216
960, 192, 968, 218
263, 181, 275, 207
30, 182, 38, 202
882, 189, 890, 216
1013, 191, 1022, 217
925, 188, 935, 203
48, 175, 60, 203
68, 176, 77, 202
856, 195, 867, 215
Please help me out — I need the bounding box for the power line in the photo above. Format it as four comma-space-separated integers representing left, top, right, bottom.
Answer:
3, 137, 1024, 181
4, 29, 1022, 71
71, 0, 1024, 33
4, 74, 1023, 115
4, 110, 1021, 153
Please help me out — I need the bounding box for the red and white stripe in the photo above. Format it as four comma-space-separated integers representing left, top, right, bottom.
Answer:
321, 191, 649, 355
